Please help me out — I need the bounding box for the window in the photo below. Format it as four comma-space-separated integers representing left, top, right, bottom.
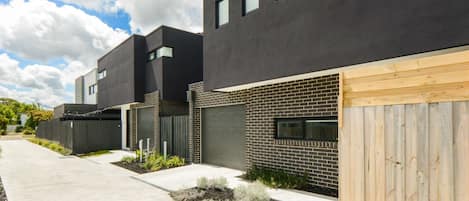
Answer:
98, 70, 107, 80
216, 0, 229, 28
243, 0, 259, 15
275, 117, 338, 141
156, 47, 173, 58
148, 47, 173, 62
148, 51, 156, 61
88, 84, 97, 95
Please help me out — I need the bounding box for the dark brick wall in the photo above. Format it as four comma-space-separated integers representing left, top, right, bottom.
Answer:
189, 74, 339, 191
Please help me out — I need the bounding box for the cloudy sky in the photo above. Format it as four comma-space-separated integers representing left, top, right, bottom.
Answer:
0, 0, 202, 108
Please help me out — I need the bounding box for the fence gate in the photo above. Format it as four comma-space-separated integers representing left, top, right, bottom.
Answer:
338, 50, 469, 201
160, 115, 189, 160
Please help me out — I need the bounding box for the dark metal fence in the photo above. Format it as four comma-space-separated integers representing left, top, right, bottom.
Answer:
160, 115, 189, 160
37, 119, 121, 154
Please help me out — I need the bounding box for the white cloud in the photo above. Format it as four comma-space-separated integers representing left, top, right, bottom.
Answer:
0, 0, 129, 66
116, 0, 203, 34
60, 0, 118, 13
0, 53, 72, 108
61, 0, 203, 34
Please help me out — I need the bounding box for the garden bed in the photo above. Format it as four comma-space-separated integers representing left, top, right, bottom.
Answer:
111, 153, 186, 174
112, 161, 153, 174
241, 166, 338, 198
0, 177, 8, 201
170, 187, 235, 201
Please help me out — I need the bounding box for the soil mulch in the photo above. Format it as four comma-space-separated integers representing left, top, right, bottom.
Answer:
0, 177, 8, 201
301, 185, 338, 198
112, 161, 152, 174
170, 187, 234, 201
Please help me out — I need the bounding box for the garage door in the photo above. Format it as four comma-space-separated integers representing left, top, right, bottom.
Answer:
137, 107, 155, 149
202, 105, 246, 170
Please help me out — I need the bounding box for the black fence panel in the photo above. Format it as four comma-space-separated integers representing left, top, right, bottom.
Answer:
37, 119, 121, 154
160, 115, 189, 160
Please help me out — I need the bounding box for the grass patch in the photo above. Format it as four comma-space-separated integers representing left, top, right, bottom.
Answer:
28, 137, 72, 155
79, 150, 111, 158
244, 166, 308, 189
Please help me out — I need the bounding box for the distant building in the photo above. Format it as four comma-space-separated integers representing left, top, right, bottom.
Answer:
75, 68, 97, 104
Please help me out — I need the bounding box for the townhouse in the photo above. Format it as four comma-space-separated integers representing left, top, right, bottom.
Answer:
97, 26, 203, 152
187, 0, 469, 196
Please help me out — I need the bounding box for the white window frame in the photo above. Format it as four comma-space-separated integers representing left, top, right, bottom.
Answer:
216, 0, 229, 28
243, 0, 259, 15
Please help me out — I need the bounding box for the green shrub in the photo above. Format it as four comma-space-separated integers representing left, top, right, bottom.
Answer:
80, 150, 111, 157
22, 128, 35, 135
28, 137, 71, 155
138, 152, 185, 171
166, 156, 185, 168
234, 181, 270, 201
245, 166, 308, 189
15, 126, 24, 133
120, 156, 136, 164
0, 129, 6, 136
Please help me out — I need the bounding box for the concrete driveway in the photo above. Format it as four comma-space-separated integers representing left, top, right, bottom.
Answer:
0, 140, 172, 201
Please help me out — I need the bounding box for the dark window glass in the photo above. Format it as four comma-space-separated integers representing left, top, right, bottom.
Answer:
148, 51, 156, 61
276, 119, 304, 139
305, 120, 338, 141
276, 118, 338, 141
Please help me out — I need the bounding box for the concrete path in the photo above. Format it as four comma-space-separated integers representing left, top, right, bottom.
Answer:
135, 164, 337, 201
82, 150, 135, 164
0, 140, 172, 201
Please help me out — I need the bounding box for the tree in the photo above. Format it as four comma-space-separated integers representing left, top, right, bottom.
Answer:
25, 110, 53, 129
0, 98, 47, 129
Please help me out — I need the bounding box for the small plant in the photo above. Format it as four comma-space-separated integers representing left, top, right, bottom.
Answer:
166, 156, 185, 168
22, 128, 35, 135
245, 166, 308, 189
135, 149, 146, 159
80, 150, 111, 157
234, 181, 270, 201
196, 177, 228, 190
28, 137, 72, 155
15, 126, 24, 133
120, 156, 136, 164
0, 130, 6, 136
197, 177, 209, 189
208, 177, 228, 190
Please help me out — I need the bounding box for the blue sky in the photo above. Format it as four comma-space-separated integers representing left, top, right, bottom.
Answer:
0, 0, 202, 108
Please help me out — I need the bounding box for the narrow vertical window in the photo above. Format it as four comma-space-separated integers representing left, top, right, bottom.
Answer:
98, 70, 107, 80
216, 0, 229, 28
243, 0, 259, 15
148, 51, 156, 61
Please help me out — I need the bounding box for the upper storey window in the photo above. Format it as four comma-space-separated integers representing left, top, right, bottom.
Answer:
243, 0, 259, 15
157, 47, 173, 58
216, 0, 229, 28
98, 70, 106, 80
147, 47, 173, 62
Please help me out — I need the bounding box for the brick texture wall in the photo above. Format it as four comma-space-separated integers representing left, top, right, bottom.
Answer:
189, 74, 339, 191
